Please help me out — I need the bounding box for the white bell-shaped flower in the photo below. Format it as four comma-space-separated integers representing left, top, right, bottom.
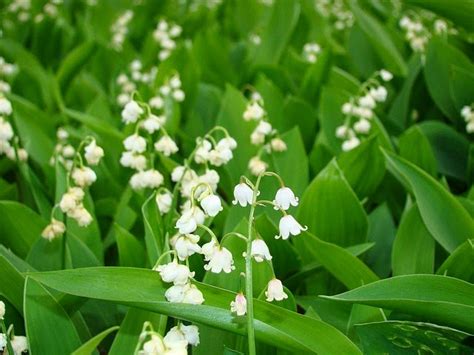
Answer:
121, 100, 144, 124
41, 219, 66, 241
0, 119, 13, 141
248, 156, 267, 176
276, 215, 307, 240
354, 118, 371, 134
156, 190, 173, 215
194, 139, 212, 164
273, 187, 299, 210
142, 335, 166, 354
130, 169, 163, 190
84, 139, 104, 166
154, 135, 179, 156
232, 183, 254, 207
0, 97, 12, 116
342, 136, 360, 152
358, 94, 376, 109
142, 114, 165, 134
72, 166, 97, 188
165, 283, 204, 304
69, 205, 93, 227
202, 242, 235, 274
265, 278, 288, 302
171, 233, 201, 261
230, 293, 247, 316
200, 194, 223, 217
120, 152, 147, 170
217, 137, 237, 150
123, 134, 147, 153
270, 137, 287, 152
243, 102, 265, 121
0, 300, 5, 319
175, 207, 205, 234
369, 86, 387, 102
249, 239, 272, 262
156, 260, 194, 285
59, 187, 84, 213
164, 324, 200, 348
380, 69, 393, 82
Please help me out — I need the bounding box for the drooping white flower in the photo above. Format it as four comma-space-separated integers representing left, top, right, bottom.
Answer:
124, 134, 147, 153
171, 233, 201, 261
248, 156, 267, 176
156, 260, 195, 285
265, 278, 288, 302
276, 215, 307, 240
199, 169, 220, 191
270, 137, 287, 152
273, 187, 299, 210
180, 324, 200, 346
164, 324, 200, 348
142, 114, 165, 134
120, 151, 147, 170
156, 190, 173, 214
369, 86, 387, 102
380, 69, 393, 82
342, 102, 353, 115
69, 205, 93, 227
172, 89, 185, 102
41, 218, 66, 241
121, 100, 144, 124
342, 136, 360, 151
142, 335, 166, 354
194, 139, 212, 164
10, 335, 28, 355
217, 137, 237, 150
0, 300, 5, 319
232, 183, 254, 207
249, 239, 272, 262
208, 146, 233, 166
335, 125, 349, 139
0, 119, 14, 141
230, 293, 247, 316
358, 94, 376, 109
154, 135, 179, 156
149, 95, 164, 109
354, 118, 371, 134
130, 169, 164, 190
62, 144, 75, 158
175, 207, 205, 234
243, 101, 265, 121
0, 97, 12, 116
200, 194, 223, 217
202, 242, 235, 273
59, 187, 84, 213
84, 139, 104, 165
72, 167, 97, 188
165, 283, 204, 304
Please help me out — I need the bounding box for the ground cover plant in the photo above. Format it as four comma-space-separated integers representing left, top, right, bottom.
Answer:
0, 0, 473, 354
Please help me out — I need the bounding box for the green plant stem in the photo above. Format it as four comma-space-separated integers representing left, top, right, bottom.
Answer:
245, 174, 263, 355
1, 320, 14, 355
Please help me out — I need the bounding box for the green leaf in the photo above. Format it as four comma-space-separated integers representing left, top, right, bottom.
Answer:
0, 201, 46, 258
351, 4, 407, 76
399, 126, 437, 177
71, 326, 119, 355
392, 204, 435, 276
29, 267, 361, 354
297, 160, 368, 247
299, 50, 332, 101
24, 277, 82, 355
405, 0, 474, 32
356, 320, 474, 354
253, 1, 300, 66
115, 224, 146, 268
0, 254, 26, 314
323, 274, 474, 333
142, 191, 164, 266
437, 239, 474, 283
56, 41, 96, 92
383, 151, 474, 252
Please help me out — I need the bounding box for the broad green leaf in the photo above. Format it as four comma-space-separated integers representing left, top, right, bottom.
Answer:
56, 41, 96, 92
253, 1, 300, 66
299, 49, 332, 102
338, 137, 386, 199
26, 237, 64, 271
384, 151, 474, 252
437, 239, 474, 283
449, 65, 474, 114
0, 254, 25, 313
323, 275, 474, 333
295, 232, 378, 290
281, 97, 317, 150
30, 267, 361, 354
424, 38, 473, 122
115, 224, 146, 268
66, 232, 101, 268
109, 308, 167, 355
24, 277, 82, 355
399, 126, 437, 177
71, 326, 119, 355
142, 191, 164, 266
297, 160, 368, 247
351, 4, 407, 76
356, 321, 474, 354
405, 0, 474, 32
392, 204, 434, 276
0, 201, 46, 258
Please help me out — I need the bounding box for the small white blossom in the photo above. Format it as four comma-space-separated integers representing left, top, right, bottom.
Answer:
0, 300, 5, 319
124, 134, 147, 153
120, 152, 147, 170
336, 125, 349, 139
0, 97, 12, 116
354, 118, 371, 134
200, 194, 223, 217
230, 293, 247, 316
276, 215, 307, 240
154, 136, 179, 156
156, 260, 195, 285
165, 283, 204, 304
149, 96, 164, 109
358, 94, 376, 109
380, 69, 393, 82
69, 205, 93, 227
248, 156, 268, 176
270, 137, 287, 152
172, 89, 185, 102
84, 139, 104, 165
232, 183, 254, 207
171, 233, 201, 261
59, 187, 84, 213
342, 136, 360, 151
41, 218, 66, 241
194, 139, 212, 163
142, 114, 165, 134
164, 324, 199, 348
202, 240, 235, 274
72, 167, 97, 188
121, 100, 144, 124
265, 278, 288, 302
273, 187, 299, 210
243, 102, 265, 121
0, 119, 13, 141
175, 207, 205, 234
249, 239, 272, 262
369, 86, 387, 102
130, 169, 164, 190
156, 190, 173, 214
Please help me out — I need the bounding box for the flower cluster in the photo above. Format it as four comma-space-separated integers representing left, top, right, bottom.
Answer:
137, 322, 199, 355
50, 127, 75, 169
229, 175, 306, 316
0, 58, 27, 163
461, 105, 474, 134
302, 42, 321, 63
315, 0, 354, 31
335, 69, 392, 151
156, 73, 185, 104
153, 19, 182, 61
111, 10, 133, 51
0, 301, 29, 355
399, 14, 452, 53
242, 91, 287, 176
116, 60, 158, 107
33, 0, 63, 23
42, 137, 104, 241
6, 0, 32, 22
